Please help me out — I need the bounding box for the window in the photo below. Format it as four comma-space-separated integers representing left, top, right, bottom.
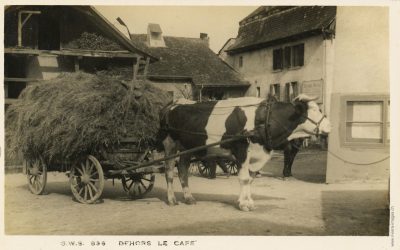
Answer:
292, 44, 304, 67
273, 43, 304, 70
273, 48, 283, 70
270, 83, 280, 100
342, 95, 390, 147
284, 82, 299, 102
239, 56, 243, 68
256, 87, 261, 97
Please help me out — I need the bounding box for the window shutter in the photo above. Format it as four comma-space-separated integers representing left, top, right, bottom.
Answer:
273, 48, 283, 70
284, 47, 291, 68
298, 44, 304, 66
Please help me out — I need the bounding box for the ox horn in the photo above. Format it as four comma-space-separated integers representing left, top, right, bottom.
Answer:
293, 94, 318, 102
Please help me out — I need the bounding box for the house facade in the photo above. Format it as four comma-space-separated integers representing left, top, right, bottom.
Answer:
325, 7, 389, 183
130, 24, 249, 101
4, 5, 155, 107
223, 6, 336, 113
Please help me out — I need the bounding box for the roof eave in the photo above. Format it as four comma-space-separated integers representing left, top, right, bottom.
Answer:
227, 29, 324, 54
194, 83, 251, 88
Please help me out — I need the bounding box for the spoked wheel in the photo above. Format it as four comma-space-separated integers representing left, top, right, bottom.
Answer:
25, 157, 47, 195
224, 160, 238, 175
197, 161, 211, 177
121, 173, 155, 199
70, 155, 104, 204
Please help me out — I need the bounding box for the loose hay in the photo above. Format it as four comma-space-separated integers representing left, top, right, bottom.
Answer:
5, 72, 171, 164
64, 32, 123, 51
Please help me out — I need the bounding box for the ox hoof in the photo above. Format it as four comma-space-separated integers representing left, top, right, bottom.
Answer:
184, 196, 197, 205
238, 201, 254, 212
167, 198, 179, 206
239, 204, 250, 212
248, 200, 255, 210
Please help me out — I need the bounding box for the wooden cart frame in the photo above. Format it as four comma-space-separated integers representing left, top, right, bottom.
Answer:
24, 136, 243, 204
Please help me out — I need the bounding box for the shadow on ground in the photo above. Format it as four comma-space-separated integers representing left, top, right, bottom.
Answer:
19, 180, 284, 209
262, 150, 327, 183
321, 190, 389, 235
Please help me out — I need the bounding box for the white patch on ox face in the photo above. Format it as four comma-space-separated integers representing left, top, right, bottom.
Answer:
292, 100, 331, 137
205, 97, 264, 145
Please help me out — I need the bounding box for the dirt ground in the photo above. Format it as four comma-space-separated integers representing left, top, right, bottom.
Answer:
4, 150, 389, 235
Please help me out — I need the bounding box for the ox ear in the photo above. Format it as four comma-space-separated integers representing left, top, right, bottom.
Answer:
293, 94, 318, 102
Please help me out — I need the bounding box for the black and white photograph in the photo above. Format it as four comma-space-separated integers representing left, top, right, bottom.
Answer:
1, 1, 398, 250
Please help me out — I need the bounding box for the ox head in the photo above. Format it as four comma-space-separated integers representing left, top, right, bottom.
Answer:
291, 94, 331, 137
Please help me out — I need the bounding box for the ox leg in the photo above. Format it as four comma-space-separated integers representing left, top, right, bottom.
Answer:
238, 163, 253, 212
177, 154, 196, 205
163, 136, 178, 206
283, 143, 293, 177
238, 143, 272, 212
283, 141, 300, 178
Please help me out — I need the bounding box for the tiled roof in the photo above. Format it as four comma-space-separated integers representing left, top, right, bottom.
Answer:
228, 6, 336, 53
130, 34, 249, 87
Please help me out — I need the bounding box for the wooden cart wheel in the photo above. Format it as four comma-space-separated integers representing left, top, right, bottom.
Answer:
121, 173, 155, 199
197, 161, 211, 177
25, 157, 47, 195
70, 155, 104, 204
225, 161, 238, 175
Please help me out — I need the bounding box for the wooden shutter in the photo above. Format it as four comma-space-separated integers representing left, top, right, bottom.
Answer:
273, 48, 283, 70
284, 47, 291, 68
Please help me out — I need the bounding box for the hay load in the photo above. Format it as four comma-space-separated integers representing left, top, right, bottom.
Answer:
6, 72, 172, 163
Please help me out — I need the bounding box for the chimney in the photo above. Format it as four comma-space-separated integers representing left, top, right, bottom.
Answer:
147, 23, 166, 47
200, 33, 209, 47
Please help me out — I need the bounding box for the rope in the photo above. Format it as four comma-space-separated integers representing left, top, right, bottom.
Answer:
327, 150, 390, 165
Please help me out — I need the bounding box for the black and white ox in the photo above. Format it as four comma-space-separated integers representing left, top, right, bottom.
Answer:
158, 94, 330, 211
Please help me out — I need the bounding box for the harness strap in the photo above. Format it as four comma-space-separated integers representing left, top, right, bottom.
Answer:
264, 101, 273, 150
253, 100, 274, 150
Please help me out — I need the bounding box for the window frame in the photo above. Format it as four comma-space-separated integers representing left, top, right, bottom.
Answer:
340, 94, 390, 148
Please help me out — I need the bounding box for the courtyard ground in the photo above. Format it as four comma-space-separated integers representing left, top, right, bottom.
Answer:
4, 150, 389, 235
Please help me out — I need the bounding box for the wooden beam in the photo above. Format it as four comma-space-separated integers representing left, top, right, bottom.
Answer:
143, 57, 150, 77
17, 10, 41, 47
4, 83, 8, 98
133, 57, 141, 80
5, 77, 42, 82
5, 98, 18, 105
74, 57, 80, 72
4, 48, 141, 59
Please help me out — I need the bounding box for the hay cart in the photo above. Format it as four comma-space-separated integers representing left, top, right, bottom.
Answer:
24, 136, 242, 204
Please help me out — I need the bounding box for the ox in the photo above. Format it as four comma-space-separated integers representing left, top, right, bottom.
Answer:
158, 95, 330, 211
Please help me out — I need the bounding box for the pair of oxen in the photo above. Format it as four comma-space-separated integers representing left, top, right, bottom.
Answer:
157, 94, 331, 211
